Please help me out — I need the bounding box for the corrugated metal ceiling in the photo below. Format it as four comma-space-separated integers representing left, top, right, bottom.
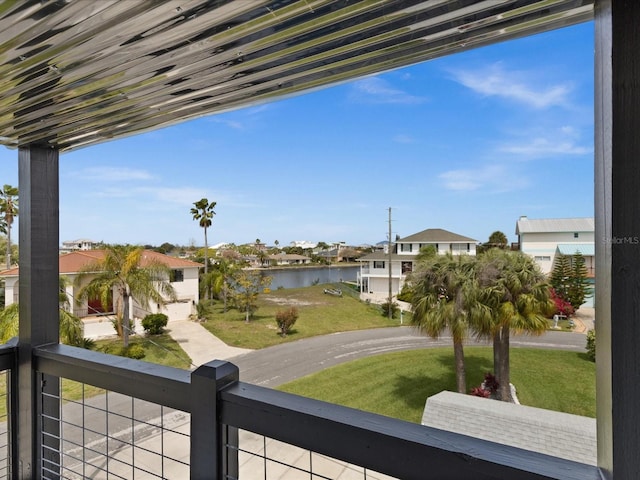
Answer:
0, 0, 593, 151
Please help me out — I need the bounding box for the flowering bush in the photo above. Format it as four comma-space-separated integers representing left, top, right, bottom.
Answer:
550, 288, 575, 317
470, 372, 499, 398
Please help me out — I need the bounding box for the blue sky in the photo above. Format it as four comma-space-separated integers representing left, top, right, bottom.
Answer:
0, 21, 594, 249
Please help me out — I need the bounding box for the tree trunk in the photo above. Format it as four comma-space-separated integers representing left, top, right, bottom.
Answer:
453, 340, 466, 393
245, 307, 250, 323
5, 222, 10, 270
495, 325, 512, 402
122, 293, 130, 348
203, 227, 209, 299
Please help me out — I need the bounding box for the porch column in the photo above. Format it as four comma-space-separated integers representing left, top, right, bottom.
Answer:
17, 146, 60, 479
595, 1, 640, 478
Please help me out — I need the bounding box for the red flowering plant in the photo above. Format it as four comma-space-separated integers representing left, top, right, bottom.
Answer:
470, 372, 499, 398
550, 288, 575, 318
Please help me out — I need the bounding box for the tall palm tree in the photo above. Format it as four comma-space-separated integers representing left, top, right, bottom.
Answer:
0, 184, 18, 270
190, 198, 216, 275
0, 276, 82, 345
75, 245, 177, 347
411, 253, 490, 393
478, 249, 550, 401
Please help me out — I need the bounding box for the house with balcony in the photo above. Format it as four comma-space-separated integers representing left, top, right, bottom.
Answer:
0, 2, 633, 479
516, 216, 595, 307
516, 216, 595, 275
357, 228, 477, 299
0, 249, 202, 322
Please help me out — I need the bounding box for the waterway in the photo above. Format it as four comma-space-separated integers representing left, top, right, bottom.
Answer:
260, 265, 359, 289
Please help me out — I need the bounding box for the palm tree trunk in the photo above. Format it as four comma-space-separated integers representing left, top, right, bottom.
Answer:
122, 293, 130, 348
203, 227, 209, 299
495, 325, 512, 402
453, 340, 466, 393
5, 222, 10, 270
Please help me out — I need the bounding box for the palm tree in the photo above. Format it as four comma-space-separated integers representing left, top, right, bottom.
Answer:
411, 253, 490, 393
0, 184, 18, 270
0, 276, 83, 345
190, 198, 216, 275
478, 249, 550, 401
75, 245, 177, 347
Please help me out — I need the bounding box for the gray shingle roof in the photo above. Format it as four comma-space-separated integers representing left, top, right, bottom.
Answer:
398, 228, 477, 243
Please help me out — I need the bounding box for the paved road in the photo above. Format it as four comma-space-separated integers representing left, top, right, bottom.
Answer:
229, 326, 587, 388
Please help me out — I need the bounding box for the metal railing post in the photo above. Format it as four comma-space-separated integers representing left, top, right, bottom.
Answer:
190, 360, 239, 480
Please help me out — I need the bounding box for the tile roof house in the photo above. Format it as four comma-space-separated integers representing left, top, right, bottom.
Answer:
0, 249, 202, 323
357, 228, 477, 300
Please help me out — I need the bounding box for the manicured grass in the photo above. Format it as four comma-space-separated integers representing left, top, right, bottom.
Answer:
59, 334, 193, 411
200, 284, 401, 349
277, 347, 596, 423
94, 333, 192, 369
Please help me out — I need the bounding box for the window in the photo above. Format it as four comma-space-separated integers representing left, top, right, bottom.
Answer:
534, 256, 551, 261
170, 269, 184, 282
373, 261, 385, 269
401, 261, 413, 274
574, 232, 579, 238
400, 243, 412, 252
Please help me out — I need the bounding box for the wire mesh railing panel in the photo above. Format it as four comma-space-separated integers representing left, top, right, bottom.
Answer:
42, 379, 190, 479
0, 371, 10, 480
234, 430, 398, 480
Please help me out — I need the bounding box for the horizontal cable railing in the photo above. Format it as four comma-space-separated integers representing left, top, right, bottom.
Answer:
32, 344, 600, 480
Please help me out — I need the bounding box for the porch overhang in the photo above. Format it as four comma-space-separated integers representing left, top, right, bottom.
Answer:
0, 0, 593, 152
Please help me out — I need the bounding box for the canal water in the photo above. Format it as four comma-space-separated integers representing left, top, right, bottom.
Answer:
261, 265, 359, 289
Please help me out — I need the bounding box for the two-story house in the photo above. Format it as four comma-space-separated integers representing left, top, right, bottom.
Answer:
516, 216, 595, 306
357, 228, 477, 300
516, 216, 595, 275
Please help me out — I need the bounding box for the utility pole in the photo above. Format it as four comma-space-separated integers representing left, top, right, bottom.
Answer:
388, 207, 393, 320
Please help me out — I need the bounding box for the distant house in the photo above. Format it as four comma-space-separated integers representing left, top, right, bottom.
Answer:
516, 216, 595, 275
357, 228, 477, 299
60, 238, 97, 254
269, 253, 311, 265
516, 216, 595, 307
0, 249, 202, 323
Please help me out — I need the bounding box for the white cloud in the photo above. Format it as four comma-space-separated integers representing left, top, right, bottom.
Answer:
499, 138, 592, 157
393, 134, 415, 144
73, 167, 155, 182
439, 164, 528, 193
350, 77, 426, 105
449, 63, 572, 109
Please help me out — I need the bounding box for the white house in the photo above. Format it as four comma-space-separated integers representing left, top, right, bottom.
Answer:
516, 216, 595, 275
269, 253, 311, 265
516, 216, 595, 307
357, 228, 477, 300
0, 249, 202, 323
60, 238, 97, 254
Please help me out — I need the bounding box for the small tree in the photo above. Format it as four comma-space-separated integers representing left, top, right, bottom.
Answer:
231, 270, 272, 322
550, 254, 572, 303
275, 307, 298, 337
567, 252, 591, 310
381, 301, 399, 319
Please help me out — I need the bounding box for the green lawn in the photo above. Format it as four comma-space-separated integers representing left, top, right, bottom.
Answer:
200, 284, 401, 349
60, 334, 192, 409
278, 347, 596, 423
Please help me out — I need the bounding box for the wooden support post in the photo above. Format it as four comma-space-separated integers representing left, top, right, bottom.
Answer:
17, 146, 60, 479
190, 360, 239, 479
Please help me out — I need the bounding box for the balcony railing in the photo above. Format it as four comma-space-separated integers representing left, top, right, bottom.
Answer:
0, 341, 590, 479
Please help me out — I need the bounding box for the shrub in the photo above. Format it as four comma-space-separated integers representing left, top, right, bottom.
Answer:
121, 344, 146, 359
470, 372, 499, 398
397, 284, 413, 303
275, 307, 299, 337
142, 313, 169, 335
73, 337, 96, 350
381, 301, 399, 319
586, 329, 596, 362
